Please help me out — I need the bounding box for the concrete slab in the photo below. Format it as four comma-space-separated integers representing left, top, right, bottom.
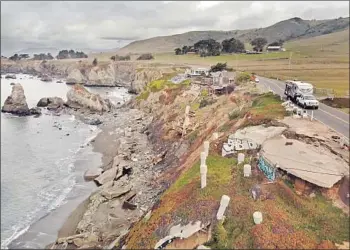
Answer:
261, 136, 349, 188
229, 125, 287, 145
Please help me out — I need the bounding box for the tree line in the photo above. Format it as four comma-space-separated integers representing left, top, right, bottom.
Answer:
175, 37, 284, 57
8, 49, 88, 61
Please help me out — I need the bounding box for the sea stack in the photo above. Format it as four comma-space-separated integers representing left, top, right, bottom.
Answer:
1, 83, 31, 116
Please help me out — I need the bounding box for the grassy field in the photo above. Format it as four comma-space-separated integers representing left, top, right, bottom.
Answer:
149, 29, 349, 96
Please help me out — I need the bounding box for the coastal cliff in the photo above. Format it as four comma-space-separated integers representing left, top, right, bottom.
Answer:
1, 59, 182, 93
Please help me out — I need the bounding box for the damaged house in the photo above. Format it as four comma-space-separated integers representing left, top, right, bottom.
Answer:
221, 125, 349, 204
259, 135, 349, 199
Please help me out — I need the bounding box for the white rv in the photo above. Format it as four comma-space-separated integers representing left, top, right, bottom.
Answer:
284, 80, 314, 101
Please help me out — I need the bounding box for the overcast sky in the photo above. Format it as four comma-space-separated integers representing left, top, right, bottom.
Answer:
1, 1, 349, 56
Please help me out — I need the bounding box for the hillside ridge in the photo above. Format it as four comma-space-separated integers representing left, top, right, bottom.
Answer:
117, 16, 349, 54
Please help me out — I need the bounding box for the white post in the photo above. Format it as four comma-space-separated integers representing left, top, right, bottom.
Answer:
185, 105, 190, 115
311, 110, 314, 121
203, 141, 210, 158
200, 152, 207, 189
244, 164, 252, 177
238, 153, 245, 164
217, 195, 230, 220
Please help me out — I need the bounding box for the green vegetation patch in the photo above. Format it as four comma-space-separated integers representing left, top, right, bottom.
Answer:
250, 92, 286, 119
236, 72, 251, 84
136, 90, 150, 101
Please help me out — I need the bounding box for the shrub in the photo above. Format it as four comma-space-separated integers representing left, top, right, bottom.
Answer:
200, 89, 209, 97
210, 62, 228, 72
136, 90, 150, 101
137, 53, 154, 60
92, 58, 98, 66
199, 97, 216, 108
115, 55, 131, 61
229, 109, 241, 120
236, 72, 251, 84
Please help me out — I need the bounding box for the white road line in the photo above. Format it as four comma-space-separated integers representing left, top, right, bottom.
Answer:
318, 108, 350, 125
262, 78, 350, 125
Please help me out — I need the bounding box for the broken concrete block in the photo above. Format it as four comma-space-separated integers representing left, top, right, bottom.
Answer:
243, 164, 252, 177
84, 167, 103, 181
238, 153, 245, 164
101, 185, 131, 200
222, 143, 234, 157
216, 195, 230, 220
94, 167, 118, 186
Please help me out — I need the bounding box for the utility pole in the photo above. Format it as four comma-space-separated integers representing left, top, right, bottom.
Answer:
288, 52, 293, 70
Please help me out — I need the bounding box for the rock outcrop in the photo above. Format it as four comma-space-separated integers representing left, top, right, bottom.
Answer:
40, 74, 53, 82
86, 65, 116, 87
1, 83, 31, 116
5, 74, 16, 79
66, 84, 114, 112
37, 97, 65, 110
66, 69, 86, 85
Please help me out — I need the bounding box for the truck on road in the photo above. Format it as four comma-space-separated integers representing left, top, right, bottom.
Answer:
284, 80, 314, 101
296, 94, 319, 109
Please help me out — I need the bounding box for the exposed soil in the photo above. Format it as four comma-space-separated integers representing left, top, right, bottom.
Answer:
320, 97, 350, 108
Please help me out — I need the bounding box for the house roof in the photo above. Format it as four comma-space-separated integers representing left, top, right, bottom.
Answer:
267, 46, 281, 49
261, 136, 348, 188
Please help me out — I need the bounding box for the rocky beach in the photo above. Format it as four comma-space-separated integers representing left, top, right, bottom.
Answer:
1, 59, 187, 249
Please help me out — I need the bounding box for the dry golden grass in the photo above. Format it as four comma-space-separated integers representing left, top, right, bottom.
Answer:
148, 29, 349, 96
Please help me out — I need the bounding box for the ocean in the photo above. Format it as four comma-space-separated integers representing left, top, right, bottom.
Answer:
0, 74, 130, 248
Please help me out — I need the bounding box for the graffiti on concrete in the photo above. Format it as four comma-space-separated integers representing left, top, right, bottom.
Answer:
258, 156, 276, 181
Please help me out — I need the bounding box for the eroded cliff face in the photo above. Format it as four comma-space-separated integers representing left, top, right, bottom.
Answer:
1, 59, 175, 93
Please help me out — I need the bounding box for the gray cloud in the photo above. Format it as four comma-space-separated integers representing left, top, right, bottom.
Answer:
1, 1, 348, 56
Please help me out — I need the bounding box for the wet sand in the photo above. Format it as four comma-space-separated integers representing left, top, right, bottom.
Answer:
8, 144, 101, 249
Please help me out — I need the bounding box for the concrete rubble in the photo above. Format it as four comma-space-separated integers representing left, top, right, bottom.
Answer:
222, 125, 287, 156
154, 221, 208, 249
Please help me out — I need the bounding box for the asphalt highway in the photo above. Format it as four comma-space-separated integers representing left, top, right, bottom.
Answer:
258, 76, 350, 140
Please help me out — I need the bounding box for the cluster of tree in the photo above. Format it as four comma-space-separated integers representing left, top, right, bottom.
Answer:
175, 37, 246, 57
267, 39, 284, 47
250, 37, 268, 52
56, 50, 88, 59
8, 54, 30, 61
33, 53, 54, 60
194, 39, 221, 57
175, 45, 196, 55
110, 55, 131, 61
136, 53, 154, 60
221, 38, 245, 53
